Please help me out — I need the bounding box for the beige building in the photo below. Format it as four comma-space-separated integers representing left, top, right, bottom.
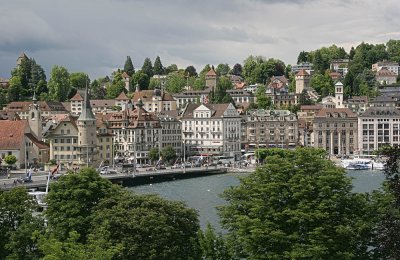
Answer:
358, 106, 400, 155
4, 101, 68, 119
313, 108, 358, 156
295, 69, 311, 94
245, 109, 298, 150
132, 89, 176, 112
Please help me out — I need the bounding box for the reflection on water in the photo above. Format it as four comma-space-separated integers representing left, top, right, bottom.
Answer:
128, 170, 385, 231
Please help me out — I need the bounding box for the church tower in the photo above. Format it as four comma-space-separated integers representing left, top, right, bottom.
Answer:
77, 87, 97, 166
205, 67, 217, 90
335, 81, 344, 108
28, 91, 42, 140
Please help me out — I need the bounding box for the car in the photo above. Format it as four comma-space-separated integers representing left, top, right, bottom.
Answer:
99, 166, 110, 175
171, 164, 181, 169
182, 162, 192, 168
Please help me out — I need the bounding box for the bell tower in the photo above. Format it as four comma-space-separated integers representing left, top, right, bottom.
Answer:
28, 91, 42, 140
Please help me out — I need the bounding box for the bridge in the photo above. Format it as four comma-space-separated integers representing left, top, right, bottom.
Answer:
0, 167, 228, 191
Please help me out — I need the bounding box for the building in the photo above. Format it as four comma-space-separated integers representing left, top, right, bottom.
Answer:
372, 61, 399, 75
226, 89, 255, 107
295, 69, 311, 94
319, 81, 344, 108
0, 77, 9, 89
103, 100, 162, 165
313, 108, 358, 156
4, 101, 68, 119
70, 92, 84, 115
358, 106, 400, 155
344, 96, 369, 115
291, 62, 313, 74
181, 103, 241, 159
173, 88, 211, 109
157, 110, 183, 158
245, 109, 298, 150
133, 89, 176, 112
330, 59, 349, 76
115, 91, 131, 110
376, 68, 397, 85
297, 105, 323, 147
205, 67, 217, 89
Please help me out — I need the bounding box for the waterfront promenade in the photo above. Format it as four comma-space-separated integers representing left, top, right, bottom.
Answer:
0, 166, 228, 191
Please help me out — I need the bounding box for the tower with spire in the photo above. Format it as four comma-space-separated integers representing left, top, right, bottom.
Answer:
77, 86, 97, 166
28, 91, 42, 140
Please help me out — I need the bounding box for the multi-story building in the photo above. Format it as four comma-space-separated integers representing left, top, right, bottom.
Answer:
245, 109, 298, 150
313, 108, 358, 156
358, 106, 400, 155
226, 89, 255, 108
157, 110, 183, 158
181, 103, 241, 159
103, 100, 162, 165
330, 59, 349, 76
344, 96, 369, 115
4, 101, 68, 119
292, 62, 313, 74
173, 88, 212, 109
297, 105, 323, 147
376, 68, 397, 85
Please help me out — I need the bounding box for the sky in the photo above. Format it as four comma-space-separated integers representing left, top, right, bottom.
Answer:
0, 0, 399, 80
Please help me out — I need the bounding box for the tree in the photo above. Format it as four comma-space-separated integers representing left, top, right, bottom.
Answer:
70, 72, 90, 98
132, 70, 150, 91
153, 56, 164, 75
199, 223, 231, 260
106, 71, 126, 99
0, 187, 41, 259
231, 63, 242, 76
90, 191, 201, 259
219, 148, 374, 259
310, 72, 334, 97
148, 77, 161, 90
7, 76, 23, 101
141, 57, 154, 78
297, 51, 310, 63
216, 63, 230, 76
185, 65, 198, 77
212, 76, 233, 103
387, 39, 400, 64
165, 64, 178, 74
90, 79, 106, 99
48, 65, 71, 102
161, 145, 177, 164
45, 167, 116, 243
4, 155, 17, 166
123, 56, 135, 77
148, 147, 160, 164
165, 71, 186, 93
255, 85, 272, 109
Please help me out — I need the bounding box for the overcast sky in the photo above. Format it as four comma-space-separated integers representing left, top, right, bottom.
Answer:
1, 0, 399, 79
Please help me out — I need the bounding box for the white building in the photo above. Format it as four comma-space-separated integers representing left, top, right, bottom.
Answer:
181, 103, 241, 159
372, 61, 400, 75
358, 106, 400, 155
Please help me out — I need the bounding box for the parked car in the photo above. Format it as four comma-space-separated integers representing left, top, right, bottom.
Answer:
99, 166, 110, 175
171, 164, 181, 169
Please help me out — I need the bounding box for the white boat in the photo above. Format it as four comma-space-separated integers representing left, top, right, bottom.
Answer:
341, 155, 386, 170
346, 163, 370, 170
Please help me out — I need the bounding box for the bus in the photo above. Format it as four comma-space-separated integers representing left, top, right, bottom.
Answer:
213, 156, 235, 165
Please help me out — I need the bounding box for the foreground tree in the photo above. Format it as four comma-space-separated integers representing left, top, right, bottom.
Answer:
90, 191, 201, 259
220, 148, 374, 259
45, 168, 116, 243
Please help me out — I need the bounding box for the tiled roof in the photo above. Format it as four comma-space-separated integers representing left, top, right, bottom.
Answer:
132, 90, 175, 102
296, 69, 309, 77
122, 72, 130, 78
5, 101, 67, 112
300, 105, 323, 111
315, 108, 357, 118
116, 91, 130, 100
70, 92, 84, 101
206, 68, 217, 76
90, 100, 116, 108
0, 120, 28, 149
0, 111, 20, 120
376, 68, 397, 77
361, 106, 400, 117
180, 103, 231, 120
25, 133, 49, 149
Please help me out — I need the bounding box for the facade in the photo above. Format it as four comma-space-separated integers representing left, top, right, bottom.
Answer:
372, 61, 399, 75
292, 62, 313, 74
4, 101, 68, 119
205, 67, 217, 89
181, 103, 241, 159
297, 105, 323, 147
358, 106, 400, 155
157, 110, 183, 158
313, 108, 358, 156
295, 69, 311, 94
133, 89, 176, 112
376, 68, 397, 85
70, 92, 84, 115
226, 89, 255, 107
104, 101, 162, 165
173, 88, 211, 109
330, 59, 349, 76
344, 96, 369, 115
245, 109, 298, 150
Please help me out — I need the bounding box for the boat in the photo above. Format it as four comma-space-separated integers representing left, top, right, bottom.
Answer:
346, 163, 370, 170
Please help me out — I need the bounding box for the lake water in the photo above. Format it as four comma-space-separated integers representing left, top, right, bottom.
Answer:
127, 169, 386, 231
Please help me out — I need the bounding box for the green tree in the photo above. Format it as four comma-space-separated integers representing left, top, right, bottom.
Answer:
387, 39, 400, 64
90, 191, 201, 259
212, 76, 233, 103
310, 72, 334, 97
185, 65, 198, 77
255, 85, 272, 109
231, 63, 242, 76
7, 76, 23, 101
29, 60, 47, 96
45, 167, 116, 243
161, 145, 177, 164
0, 89, 7, 109
132, 70, 150, 91
90, 79, 106, 99
297, 51, 310, 63
123, 56, 135, 77
148, 77, 161, 90
215, 63, 230, 76
48, 65, 71, 102
4, 154, 17, 166
165, 64, 178, 74
141, 57, 154, 78
148, 147, 160, 163
153, 56, 164, 75
70, 72, 90, 98
106, 71, 126, 99
199, 223, 231, 260
165, 71, 186, 93
0, 187, 41, 259
220, 148, 374, 259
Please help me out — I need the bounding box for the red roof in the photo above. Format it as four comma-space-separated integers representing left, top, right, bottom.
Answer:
122, 72, 130, 78
296, 69, 309, 77
116, 91, 130, 100
0, 120, 28, 149
70, 92, 84, 101
206, 68, 217, 76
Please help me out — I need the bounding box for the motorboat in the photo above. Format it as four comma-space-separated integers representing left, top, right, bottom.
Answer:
346, 163, 370, 170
